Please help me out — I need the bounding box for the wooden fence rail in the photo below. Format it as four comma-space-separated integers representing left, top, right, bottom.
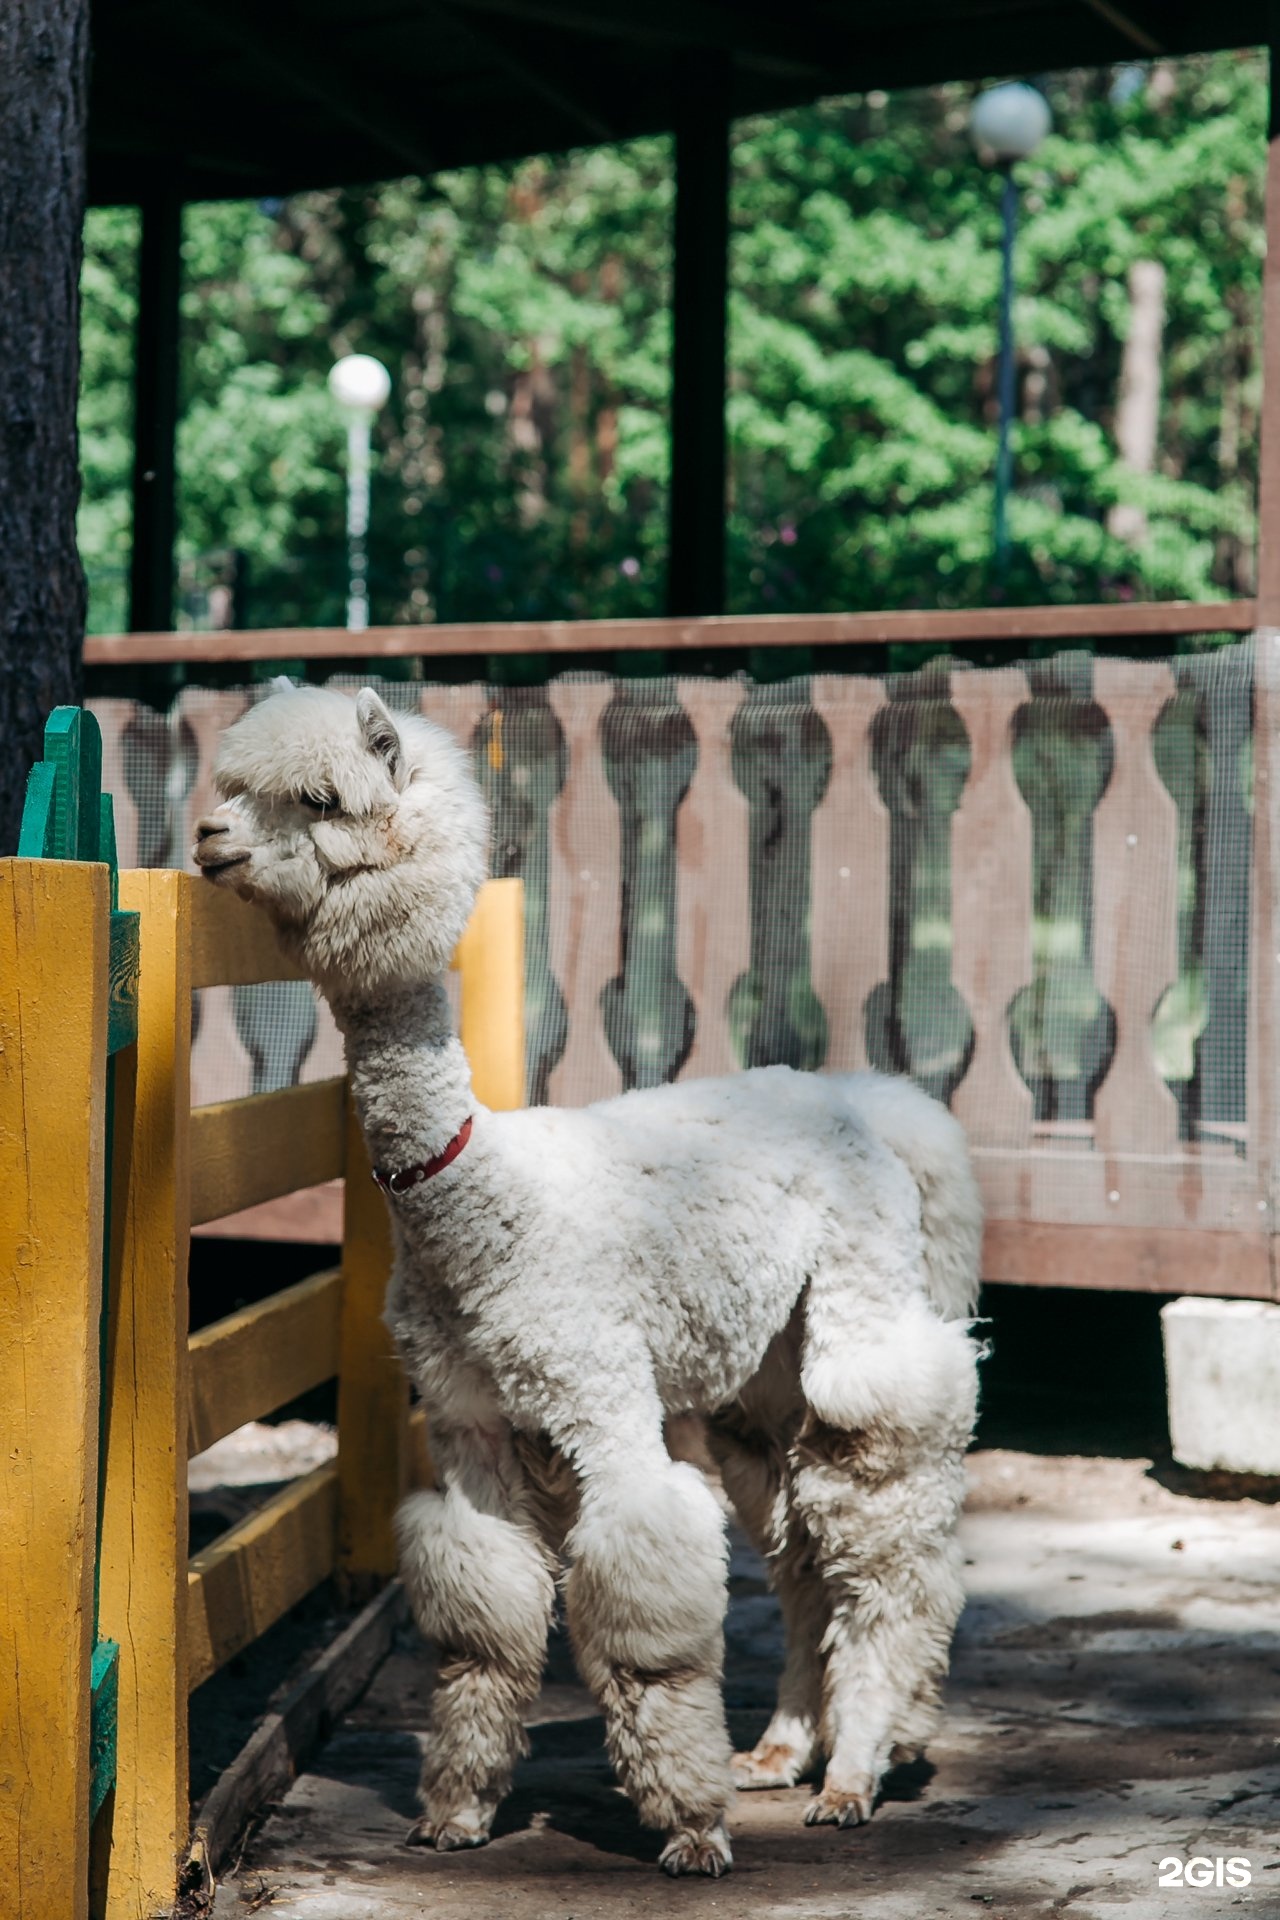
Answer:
2, 784, 525, 1920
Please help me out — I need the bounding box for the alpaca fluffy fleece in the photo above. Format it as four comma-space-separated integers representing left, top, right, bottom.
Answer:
194, 684, 983, 1878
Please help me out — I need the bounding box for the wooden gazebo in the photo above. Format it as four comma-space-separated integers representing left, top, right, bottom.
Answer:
89, 0, 1280, 644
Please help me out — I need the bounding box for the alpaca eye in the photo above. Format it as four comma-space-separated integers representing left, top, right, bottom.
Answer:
299, 787, 339, 814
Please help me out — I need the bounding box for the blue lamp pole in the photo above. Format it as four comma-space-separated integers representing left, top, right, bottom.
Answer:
970, 84, 1052, 579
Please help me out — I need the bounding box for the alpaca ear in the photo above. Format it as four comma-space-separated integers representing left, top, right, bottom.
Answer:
269, 674, 295, 695
356, 688, 404, 786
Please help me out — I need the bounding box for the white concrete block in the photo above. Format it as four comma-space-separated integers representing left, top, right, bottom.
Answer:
1161, 1297, 1280, 1475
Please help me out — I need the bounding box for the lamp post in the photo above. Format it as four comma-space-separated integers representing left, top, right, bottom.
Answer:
969, 83, 1051, 578
328, 353, 391, 631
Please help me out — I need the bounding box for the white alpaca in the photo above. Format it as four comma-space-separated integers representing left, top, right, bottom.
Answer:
195, 684, 982, 1878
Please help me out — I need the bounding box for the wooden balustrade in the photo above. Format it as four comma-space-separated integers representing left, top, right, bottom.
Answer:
88, 636, 1280, 1298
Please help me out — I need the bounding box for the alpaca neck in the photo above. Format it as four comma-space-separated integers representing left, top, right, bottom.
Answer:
331, 977, 476, 1173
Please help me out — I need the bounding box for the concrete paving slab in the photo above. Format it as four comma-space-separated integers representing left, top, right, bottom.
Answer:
212, 1452, 1280, 1920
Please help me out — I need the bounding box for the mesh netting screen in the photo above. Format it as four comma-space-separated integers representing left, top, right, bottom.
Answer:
91, 640, 1259, 1236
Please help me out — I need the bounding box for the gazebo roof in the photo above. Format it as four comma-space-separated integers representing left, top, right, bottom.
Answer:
89, 0, 1267, 205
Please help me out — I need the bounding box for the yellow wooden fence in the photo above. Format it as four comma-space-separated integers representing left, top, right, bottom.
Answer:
2, 862, 524, 1920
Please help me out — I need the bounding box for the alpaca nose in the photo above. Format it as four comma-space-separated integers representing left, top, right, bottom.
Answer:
196, 817, 228, 842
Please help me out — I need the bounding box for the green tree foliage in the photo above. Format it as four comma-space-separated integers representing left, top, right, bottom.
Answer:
78, 51, 1265, 632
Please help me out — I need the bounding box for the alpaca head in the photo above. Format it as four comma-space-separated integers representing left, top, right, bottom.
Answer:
194, 684, 488, 1002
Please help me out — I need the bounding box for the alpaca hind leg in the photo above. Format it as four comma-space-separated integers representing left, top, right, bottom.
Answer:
710, 1419, 826, 1790
565, 1458, 734, 1876
792, 1430, 967, 1828
396, 1484, 555, 1849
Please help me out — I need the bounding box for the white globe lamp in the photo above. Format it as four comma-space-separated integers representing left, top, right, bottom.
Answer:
328, 353, 392, 417
969, 83, 1052, 164
329, 355, 391, 632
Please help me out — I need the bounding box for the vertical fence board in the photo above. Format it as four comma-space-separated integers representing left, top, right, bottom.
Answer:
809, 674, 890, 1073
100, 870, 193, 1920
676, 680, 750, 1079
1092, 659, 1181, 1156
0, 861, 110, 1920
456, 877, 526, 1110
949, 670, 1035, 1145
547, 682, 624, 1105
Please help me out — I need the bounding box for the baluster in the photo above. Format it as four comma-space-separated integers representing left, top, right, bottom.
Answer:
89, 698, 141, 868
419, 684, 487, 756
1185, 650, 1252, 1135
675, 680, 750, 1080
173, 689, 250, 869
1091, 658, 1180, 1155
177, 691, 254, 1107
546, 680, 624, 1106
949, 669, 1034, 1145
809, 674, 890, 1073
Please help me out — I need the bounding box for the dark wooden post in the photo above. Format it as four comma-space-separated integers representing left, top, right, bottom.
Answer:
1250, 11, 1280, 1279
128, 188, 183, 634
667, 52, 731, 618
1258, 10, 1280, 627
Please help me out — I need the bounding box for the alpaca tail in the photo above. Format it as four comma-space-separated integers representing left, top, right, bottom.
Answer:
843, 1074, 983, 1322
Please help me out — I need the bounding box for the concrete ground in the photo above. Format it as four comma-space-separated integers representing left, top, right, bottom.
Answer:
211, 1450, 1280, 1920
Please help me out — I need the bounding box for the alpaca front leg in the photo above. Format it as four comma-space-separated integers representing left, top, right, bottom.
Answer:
564, 1457, 735, 1876
395, 1446, 555, 1850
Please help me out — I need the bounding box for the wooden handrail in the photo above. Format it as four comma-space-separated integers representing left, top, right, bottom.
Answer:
83, 598, 1257, 666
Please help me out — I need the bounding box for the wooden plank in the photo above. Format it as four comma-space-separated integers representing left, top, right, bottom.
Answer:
1091, 659, 1181, 1155
455, 878, 526, 1110
187, 1580, 409, 1881
809, 674, 890, 1074
972, 1143, 1260, 1236
189, 881, 307, 990
189, 1079, 346, 1226
82, 598, 1257, 666
982, 1219, 1274, 1299
675, 680, 750, 1079
191, 1180, 344, 1245
949, 669, 1035, 1146
101, 869, 193, 1920
336, 1103, 404, 1600
108, 908, 141, 1055
0, 859, 110, 1920
188, 1269, 343, 1457
547, 680, 624, 1105
187, 1462, 338, 1693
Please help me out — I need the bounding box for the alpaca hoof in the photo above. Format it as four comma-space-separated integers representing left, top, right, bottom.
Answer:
659, 1819, 733, 1877
405, 1811, 490, 1852
803, 1782, 875, 1829
732, 1742, 807, 1790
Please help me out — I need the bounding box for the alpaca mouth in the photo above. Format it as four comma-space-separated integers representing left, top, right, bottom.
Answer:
197, 851, 250, 876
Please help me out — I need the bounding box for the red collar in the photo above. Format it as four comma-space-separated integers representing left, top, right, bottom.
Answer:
371, 1115, 473, 1197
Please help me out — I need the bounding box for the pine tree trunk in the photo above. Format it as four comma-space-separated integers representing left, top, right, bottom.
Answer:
1107, 259, 1166, 549
0, 0, 89, 852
